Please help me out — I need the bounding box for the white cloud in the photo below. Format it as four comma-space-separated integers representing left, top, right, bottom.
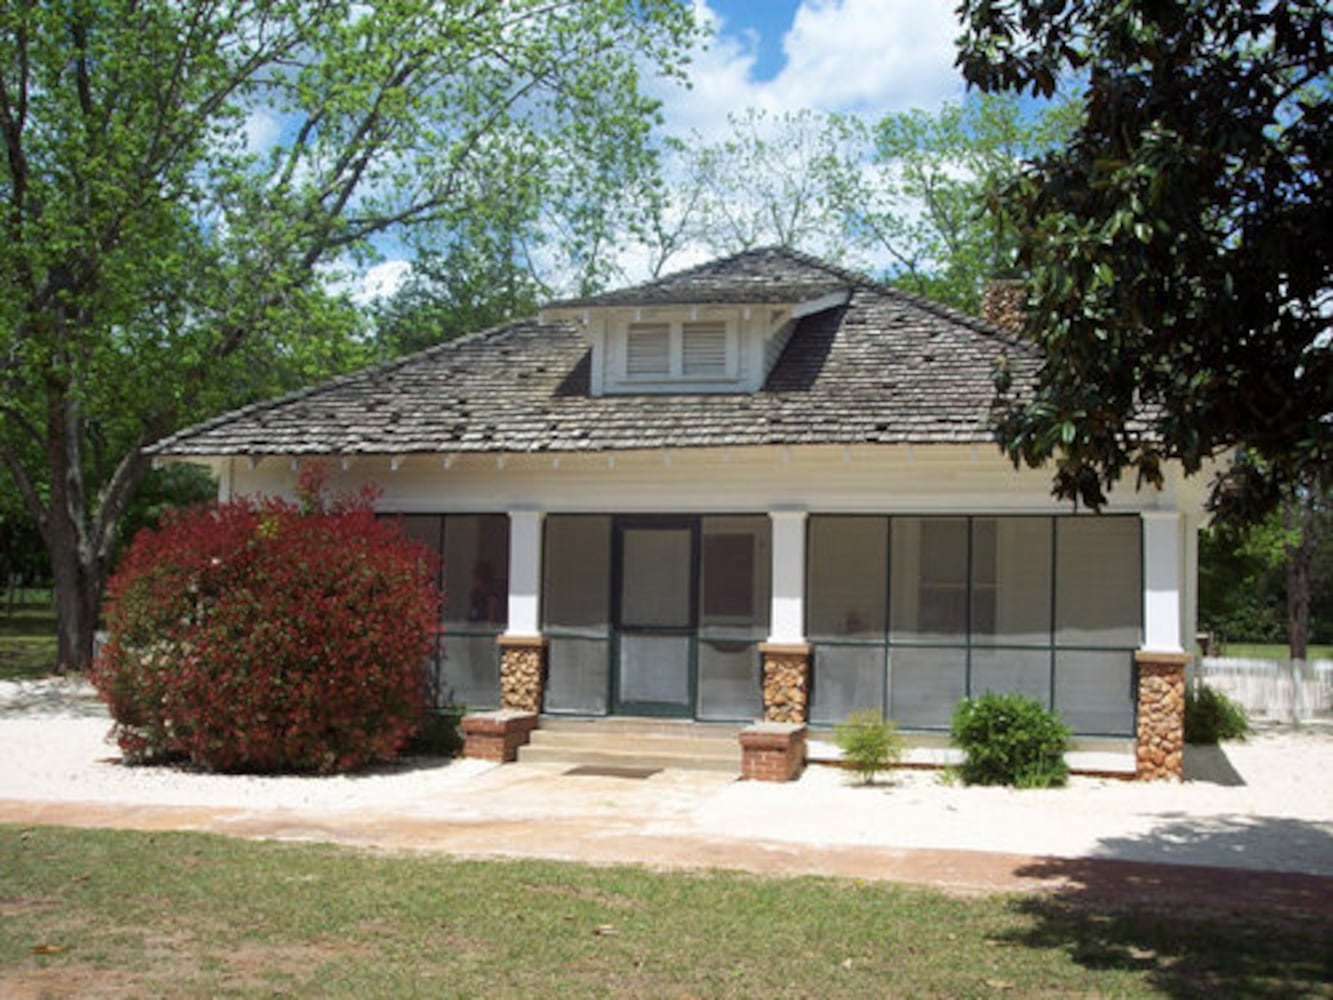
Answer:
243, 107, 283, 155
656, 0, 966, 141
355, 259, 411, 304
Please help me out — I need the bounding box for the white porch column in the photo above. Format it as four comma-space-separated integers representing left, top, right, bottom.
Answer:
504, 509, 544, 638
767, 509, 808, 644
1141, 511, 1184, 653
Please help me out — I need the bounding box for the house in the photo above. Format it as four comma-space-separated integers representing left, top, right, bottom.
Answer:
152, 247, 1202, 780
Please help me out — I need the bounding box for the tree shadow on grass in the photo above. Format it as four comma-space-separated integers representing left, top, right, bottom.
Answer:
998, 816, 1333, 999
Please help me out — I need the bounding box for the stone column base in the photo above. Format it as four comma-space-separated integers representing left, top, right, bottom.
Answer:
1135, 650, 1189, 781
498, 635, 547, 713
461, 710, 539, 763
740, 722, 807, 781
759, 642, 811, 723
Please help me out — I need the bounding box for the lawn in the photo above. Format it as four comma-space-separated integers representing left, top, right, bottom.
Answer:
2, 826, 1329, 998
0, 601, 58, 681
1216, 642, 1333, 661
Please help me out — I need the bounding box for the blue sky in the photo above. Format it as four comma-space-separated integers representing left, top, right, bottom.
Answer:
652, 1, 970, 138
707, 0, 806, 81
359, 1, 975, 297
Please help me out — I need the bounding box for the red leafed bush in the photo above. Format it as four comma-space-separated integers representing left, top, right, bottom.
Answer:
92, 468, 440, 773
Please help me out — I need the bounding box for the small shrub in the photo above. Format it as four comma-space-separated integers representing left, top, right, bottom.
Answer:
408, 708, 466, 757
92, 467, 441, 774
834, 709, 904, 784
951, 692, 1071, 788
1184, 683, 1250, 744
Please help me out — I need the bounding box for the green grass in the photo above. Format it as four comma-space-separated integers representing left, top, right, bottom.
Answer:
0, 602, 58, 681
1218, 642, 1333, 661
2, 826, 1329, 998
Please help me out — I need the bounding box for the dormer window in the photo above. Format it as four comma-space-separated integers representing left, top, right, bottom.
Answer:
540, 283, 849, 396
623, 319, 737, 382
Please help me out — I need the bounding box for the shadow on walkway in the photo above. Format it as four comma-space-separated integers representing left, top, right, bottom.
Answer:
998, 818, 1333, 999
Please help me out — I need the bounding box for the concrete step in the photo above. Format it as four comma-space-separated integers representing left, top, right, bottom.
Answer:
537, 716, 745, 739
519, 717, 743, 773
519, 744, 741, 774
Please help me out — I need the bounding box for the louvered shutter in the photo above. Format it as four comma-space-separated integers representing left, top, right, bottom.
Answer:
682, 321, 728, 377
626, 323, 670, 377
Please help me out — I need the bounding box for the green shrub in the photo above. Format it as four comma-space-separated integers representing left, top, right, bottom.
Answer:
834, 709, 904, 784
1184, 683, 1250, 744
408, 708, 465, 757
951, 692, 1071, 788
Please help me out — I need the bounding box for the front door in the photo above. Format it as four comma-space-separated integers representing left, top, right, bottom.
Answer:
612, 518, 697, 716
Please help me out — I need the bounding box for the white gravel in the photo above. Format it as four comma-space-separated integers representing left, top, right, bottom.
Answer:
3, 677, 1332, 876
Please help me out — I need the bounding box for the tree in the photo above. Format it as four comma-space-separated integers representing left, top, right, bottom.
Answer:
958, 0, 1331, 517
642, 98, 1075, 313
652, 109, 855, 269
825, 94, 1078, 312
1, 1, 695, 672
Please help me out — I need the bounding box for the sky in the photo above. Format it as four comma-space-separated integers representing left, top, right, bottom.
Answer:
659, 0, 968, 136
359, 0, 973, 299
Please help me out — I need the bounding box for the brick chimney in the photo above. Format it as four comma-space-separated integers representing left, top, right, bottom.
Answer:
981, 278, 1026, 335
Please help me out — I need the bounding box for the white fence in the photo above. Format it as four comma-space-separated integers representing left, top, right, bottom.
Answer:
1198, 657, 1333, 721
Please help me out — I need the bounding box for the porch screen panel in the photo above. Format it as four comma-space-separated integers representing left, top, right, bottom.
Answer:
889, 646, 966, 729
809, 644, 885, 726
543, 516, 611, 715
697, 516, 769, 720
621, 528, 692, 627
974, 518, 1052, 646
891, 518, 968, 642
971, 648, 1050, 705
1053, 517, 1138, 734
441, 634, 502, 710
807, 517, 887, 638
545, 638, 609, 715
807, 517, 889, 723
619, 635, 692, 704
438, 515, 507, 709
394, 515, 446, 705
1055, 518, 1141, 647
1055, 650, 1134, 734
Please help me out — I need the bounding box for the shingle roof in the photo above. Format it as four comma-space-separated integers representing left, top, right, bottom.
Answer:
151, 247, 1038, 457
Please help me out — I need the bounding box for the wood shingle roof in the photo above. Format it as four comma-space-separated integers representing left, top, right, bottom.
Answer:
151, 247, 1037, 458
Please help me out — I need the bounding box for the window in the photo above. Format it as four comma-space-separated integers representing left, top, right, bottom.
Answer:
621, 318, 735, 382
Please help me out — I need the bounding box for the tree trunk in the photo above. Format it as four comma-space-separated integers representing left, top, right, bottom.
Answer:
1284, 493, 1315, 722
48, 522, 102, 674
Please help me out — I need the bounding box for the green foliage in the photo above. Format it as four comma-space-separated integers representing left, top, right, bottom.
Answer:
1184, 684, 1250, 745
1198, 515, 1290, 643
0, 0, 696, 671
407, 708, 466, 758
834, 709, 904, 784
951, 693, 1071, 789
958, 0, 1332, 521
649, 96, 1077, 312
829, 94, 1079, 312
372, 242, 542, 359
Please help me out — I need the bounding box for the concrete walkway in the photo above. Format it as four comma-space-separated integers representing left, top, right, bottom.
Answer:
4, 750, 1332, 917
3, 679, 1330, 914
